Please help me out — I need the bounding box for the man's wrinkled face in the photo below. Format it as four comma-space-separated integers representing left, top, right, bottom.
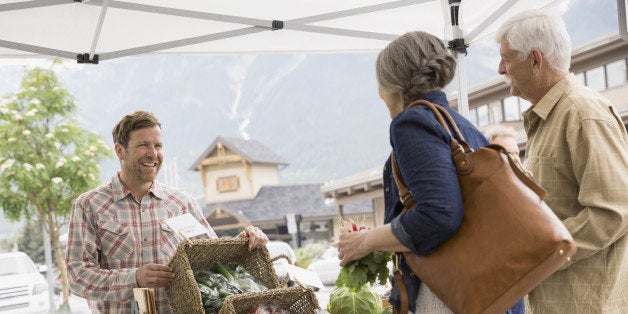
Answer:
118, 126, 163, 184
498, 40, 535, 102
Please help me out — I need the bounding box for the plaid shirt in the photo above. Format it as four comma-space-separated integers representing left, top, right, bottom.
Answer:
65, 174, 216, 313
523, 74, 628, 313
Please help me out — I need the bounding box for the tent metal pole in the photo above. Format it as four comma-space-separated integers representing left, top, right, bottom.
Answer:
98, 27, 266, 61
0, 39, 76, 59
456, 53, 470, 118
284, 24, 397, 41
89, 0, 110, 58
290, 0, 430, 24
0, 0, 70, 12
466, 0, 517, 44
446, 0, 470, 118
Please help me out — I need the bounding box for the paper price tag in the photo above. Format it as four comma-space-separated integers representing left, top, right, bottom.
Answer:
162, 213, 208, 239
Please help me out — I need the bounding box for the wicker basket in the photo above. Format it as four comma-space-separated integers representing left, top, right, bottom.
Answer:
166, 238, 319, 314
220, 284, 319, 314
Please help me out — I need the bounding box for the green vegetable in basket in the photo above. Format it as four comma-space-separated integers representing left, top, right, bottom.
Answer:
327, 284, 383, 314
194, 262, 269, 313
212, 262, 235, 281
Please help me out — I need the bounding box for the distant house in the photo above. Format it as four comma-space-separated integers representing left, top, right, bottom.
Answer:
189, 136, 372, 245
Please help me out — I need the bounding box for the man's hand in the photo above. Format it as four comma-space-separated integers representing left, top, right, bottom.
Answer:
238, 225, 269, 250
136, 263, 175, 288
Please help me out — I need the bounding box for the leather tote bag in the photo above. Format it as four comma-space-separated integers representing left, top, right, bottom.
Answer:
390, 100, 576, 314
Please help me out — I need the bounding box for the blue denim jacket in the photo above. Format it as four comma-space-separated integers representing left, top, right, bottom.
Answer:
383, 91, 524, 314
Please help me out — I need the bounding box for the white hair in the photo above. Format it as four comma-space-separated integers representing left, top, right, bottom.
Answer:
495, 9, 571, 74
485, 125, 517, 143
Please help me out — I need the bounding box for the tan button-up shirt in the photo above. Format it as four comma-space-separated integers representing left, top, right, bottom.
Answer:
523, 73, 628, 313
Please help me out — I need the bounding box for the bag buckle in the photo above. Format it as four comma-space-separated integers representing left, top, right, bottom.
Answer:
393, 252, 402, 275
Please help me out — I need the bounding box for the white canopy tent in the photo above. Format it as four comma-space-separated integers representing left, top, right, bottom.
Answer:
0, 0, 562, 115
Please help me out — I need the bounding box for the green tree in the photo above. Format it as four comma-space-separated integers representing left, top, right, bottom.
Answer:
0, 60, 113, 305
17, 220, 45, 265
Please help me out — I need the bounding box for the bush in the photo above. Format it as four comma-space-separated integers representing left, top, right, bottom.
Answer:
295, 243, 326, 268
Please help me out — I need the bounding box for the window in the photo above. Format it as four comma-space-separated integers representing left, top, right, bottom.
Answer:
503, 97, 520, 121
216, 175, 239, 193
585, 66, 606, 91
477, 105, 489, 127
574, 72, 585, 86
491, 106, 503, 123
606, 59, 627, 89
469, 108, 479, 126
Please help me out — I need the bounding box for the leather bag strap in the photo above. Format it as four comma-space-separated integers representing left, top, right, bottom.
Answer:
391, 99, 472, 214
393, 262, 410, 314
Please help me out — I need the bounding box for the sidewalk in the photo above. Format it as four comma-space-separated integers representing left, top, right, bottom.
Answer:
55, 294, 90, 314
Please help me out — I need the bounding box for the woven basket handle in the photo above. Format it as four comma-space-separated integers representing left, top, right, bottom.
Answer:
271, 254, 293, 265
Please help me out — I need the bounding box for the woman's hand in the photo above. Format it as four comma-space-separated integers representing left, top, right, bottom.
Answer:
238, 225, 269, 250
337, 230, 371, 267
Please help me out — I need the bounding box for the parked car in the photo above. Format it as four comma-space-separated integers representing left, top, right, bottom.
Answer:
265, 241, 297, 284
0, 251, 50, 313
306, 246, 341, 286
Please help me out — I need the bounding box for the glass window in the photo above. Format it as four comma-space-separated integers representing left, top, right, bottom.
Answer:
477, 105, 489, 127
606, 59, 627, 88
574, 72, 585, 86
469, 108, 478, 126
586, 66, 606, 91
491, 106, 503, 123
503, 97, 520, 121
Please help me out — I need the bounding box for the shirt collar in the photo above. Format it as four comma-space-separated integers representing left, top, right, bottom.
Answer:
525, 73, 576, 120
111, 172, 165, 202
420, 91, 449, 107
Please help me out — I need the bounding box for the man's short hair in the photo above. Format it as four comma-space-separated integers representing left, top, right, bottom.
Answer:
112, 110, 161, 148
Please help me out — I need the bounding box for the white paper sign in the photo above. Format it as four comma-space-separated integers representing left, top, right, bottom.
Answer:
162, 213, 208, 239
284, 264, 324, 290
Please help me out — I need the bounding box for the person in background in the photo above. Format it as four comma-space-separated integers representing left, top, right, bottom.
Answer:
336, 31, 524, 314
65, 110, 268, 313
484, 125, 522, 165
497, 9, 628, 313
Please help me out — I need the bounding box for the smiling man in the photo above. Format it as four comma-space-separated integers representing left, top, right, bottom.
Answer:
65, 110, 268, 313
496, 10, 628, 313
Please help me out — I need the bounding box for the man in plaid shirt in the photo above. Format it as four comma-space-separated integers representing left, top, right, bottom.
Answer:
65, 110, 268, 313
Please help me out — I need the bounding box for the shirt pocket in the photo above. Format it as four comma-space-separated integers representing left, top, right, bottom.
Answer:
159, 222, 181, 263
98, 221, 134, 266
524, 156, 556, 197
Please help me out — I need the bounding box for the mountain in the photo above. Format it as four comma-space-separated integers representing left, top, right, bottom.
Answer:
57, 53, 392, 197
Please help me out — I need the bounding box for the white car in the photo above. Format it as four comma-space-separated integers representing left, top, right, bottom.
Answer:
265, 241, 297, 284
0, 252, 50, 313
307, 246, 341, 286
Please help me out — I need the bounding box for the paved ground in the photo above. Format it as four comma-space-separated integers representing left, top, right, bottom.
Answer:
315, 285, 334, 312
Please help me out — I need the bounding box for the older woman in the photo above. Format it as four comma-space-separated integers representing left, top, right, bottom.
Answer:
336, 31, 524, 314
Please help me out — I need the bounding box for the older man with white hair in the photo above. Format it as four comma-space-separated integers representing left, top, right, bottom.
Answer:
496, 9, 628, 313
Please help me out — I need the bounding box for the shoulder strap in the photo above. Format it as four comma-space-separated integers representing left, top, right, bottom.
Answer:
390, 100, 473, 213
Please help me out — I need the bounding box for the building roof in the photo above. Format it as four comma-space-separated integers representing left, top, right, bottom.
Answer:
189, 136, 288, 171
202, 183, 372, 223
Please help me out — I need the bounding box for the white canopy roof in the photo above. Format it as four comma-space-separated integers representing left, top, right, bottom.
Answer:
0, 0, 562, 116
0, 0, 561, 62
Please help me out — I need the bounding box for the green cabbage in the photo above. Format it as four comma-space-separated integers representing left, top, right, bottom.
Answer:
327, 284, 383, 314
